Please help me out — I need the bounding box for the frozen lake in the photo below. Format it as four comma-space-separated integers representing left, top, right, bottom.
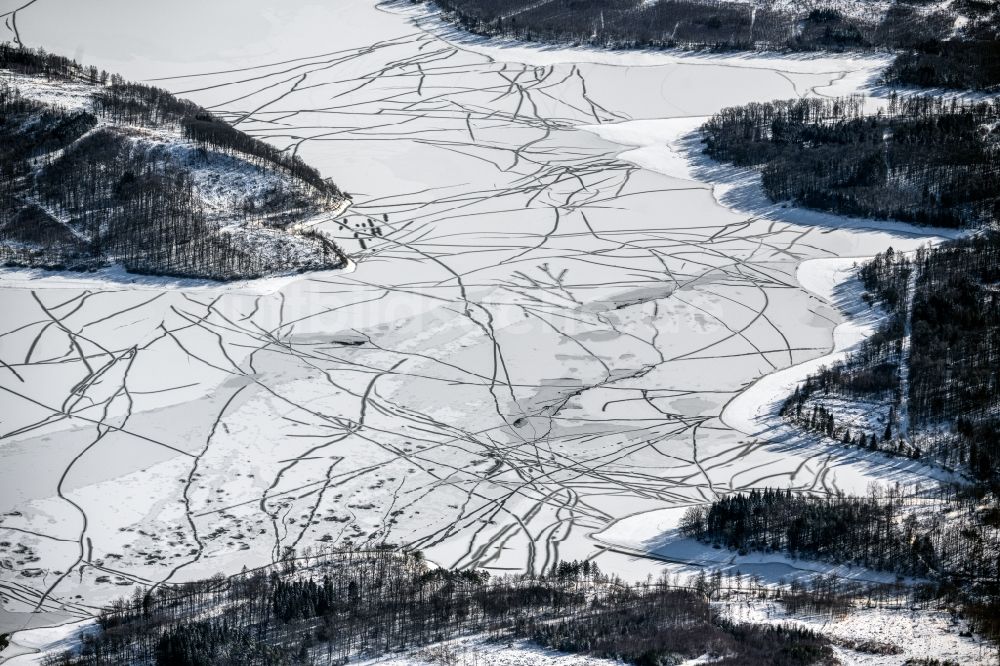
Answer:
0, 0, 950, 633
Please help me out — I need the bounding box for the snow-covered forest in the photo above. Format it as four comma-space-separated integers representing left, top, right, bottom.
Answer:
0, 46, 350, 280
41, 550, 847, 666
433, 0, 1000, 89
701, 94, 1000, 229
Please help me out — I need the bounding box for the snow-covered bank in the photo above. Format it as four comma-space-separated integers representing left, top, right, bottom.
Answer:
401, 1, 892, 78
1, 620, 97, 665
723, 256, 883, 438
584, 109, 965, 581
580, 117, 707, 183
0, 260, 355, 294
595, 514, 914, 585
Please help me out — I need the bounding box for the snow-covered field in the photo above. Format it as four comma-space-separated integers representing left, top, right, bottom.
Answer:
355, 638, 622, 666
0, 0, 984, 662
719, 596, 993, 665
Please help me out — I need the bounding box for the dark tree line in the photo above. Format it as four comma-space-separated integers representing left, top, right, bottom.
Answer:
433, 0, 953, 51
1, 46, 349, 280
92, 82, 202, 126
682, 484, 1000, 642
0, 42, 104, 81
908, 235, 1000, 435
430, 0, 998, 90
702, 95, 1000, 228
436, 0, 798, 51
784, 234, 1000, 485
885, 40, 1000, 91
883, 0, 1000, 90
44, 549, 840, 666
759, 233, 1000, 644
522, 595, 833, 666
782, 248, 912, 420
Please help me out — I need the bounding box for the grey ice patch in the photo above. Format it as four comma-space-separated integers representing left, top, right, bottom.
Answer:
669, 396, 719, 417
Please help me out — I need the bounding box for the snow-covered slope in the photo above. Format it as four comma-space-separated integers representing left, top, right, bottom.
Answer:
0, 64, 352, 280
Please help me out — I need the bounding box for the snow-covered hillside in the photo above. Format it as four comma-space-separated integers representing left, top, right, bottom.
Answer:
0, 58, 352, 280
0, 0, 995, 664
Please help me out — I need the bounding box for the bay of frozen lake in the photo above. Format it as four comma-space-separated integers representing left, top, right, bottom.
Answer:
0, 0, 955, 635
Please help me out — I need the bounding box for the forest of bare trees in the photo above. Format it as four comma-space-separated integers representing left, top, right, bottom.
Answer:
682, 484, 1000, 642
683, 487, 941, 578
685, 84, 1000, 641
432, 0, 1000, 90
0, 46, 349, 280
883, 0, 1000, 90
701, 94, 1000, 229
42, 548, 883, 666
694, 233, 1000, 645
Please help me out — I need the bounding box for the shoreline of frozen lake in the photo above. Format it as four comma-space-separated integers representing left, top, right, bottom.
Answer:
591, 254, 959, 577
0, 0, 961, 647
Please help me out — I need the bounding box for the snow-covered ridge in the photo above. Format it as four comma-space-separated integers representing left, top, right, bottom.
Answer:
1, 68, 353, 282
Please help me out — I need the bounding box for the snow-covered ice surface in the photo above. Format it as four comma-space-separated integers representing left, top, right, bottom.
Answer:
0, 0, 981, 661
